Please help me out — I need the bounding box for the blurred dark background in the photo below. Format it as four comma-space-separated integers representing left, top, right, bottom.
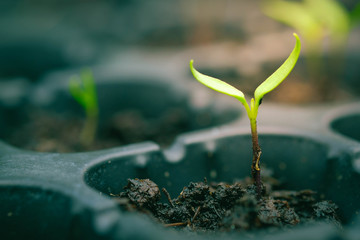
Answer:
0, 0, 359, 103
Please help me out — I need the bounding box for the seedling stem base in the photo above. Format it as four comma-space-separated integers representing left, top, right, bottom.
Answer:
250, 118, 262, 198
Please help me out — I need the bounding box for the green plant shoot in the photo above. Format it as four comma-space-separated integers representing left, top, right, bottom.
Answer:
190, 33, 301, 197
69, 68, 99, 146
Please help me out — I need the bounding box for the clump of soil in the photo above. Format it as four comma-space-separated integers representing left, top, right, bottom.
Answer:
4, 107, 191, 152
112, 177, 341, 233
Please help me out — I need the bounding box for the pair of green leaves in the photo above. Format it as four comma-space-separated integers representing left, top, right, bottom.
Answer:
190, 33, 301, 119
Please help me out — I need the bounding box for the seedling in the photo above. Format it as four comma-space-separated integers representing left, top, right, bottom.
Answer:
190, 33, 301, 197
69, 68, 99, 146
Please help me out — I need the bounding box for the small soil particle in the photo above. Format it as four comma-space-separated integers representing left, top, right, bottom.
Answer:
119, 179, 161, 208
114, 177, 341, 233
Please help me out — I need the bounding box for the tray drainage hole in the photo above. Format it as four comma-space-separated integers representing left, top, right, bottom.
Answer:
331, 114, 360, 142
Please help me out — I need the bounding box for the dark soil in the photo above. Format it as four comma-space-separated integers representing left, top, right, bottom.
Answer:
112, 177, 341, 234
3, 107, 191, 152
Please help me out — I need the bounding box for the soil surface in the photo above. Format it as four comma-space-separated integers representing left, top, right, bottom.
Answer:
112, 176, 341, 234
4, 107, 192, 152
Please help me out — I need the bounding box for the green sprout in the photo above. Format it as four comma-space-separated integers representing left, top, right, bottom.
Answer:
190, 33, 301, 197
69, 68, 99, 146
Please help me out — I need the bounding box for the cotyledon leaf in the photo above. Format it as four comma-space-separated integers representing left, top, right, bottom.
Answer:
254, 33, 301, 107
189, 60, 247, 105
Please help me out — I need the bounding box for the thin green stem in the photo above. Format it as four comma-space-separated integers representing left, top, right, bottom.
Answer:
81, 108, 98, 146
240, 98, 263, 198
250, 117, 262, 198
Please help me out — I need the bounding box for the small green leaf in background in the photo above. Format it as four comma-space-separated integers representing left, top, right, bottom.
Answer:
69, 68, 99, 146
69, 68, 98, 115
306, 0, 350, 45
69, 76, 86, 107
261, 0, 323, 46
262, 0, 354, 48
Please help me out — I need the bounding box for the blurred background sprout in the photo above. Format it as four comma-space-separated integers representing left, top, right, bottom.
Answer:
69, 69, 99, 146
261, 0, 360, 99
